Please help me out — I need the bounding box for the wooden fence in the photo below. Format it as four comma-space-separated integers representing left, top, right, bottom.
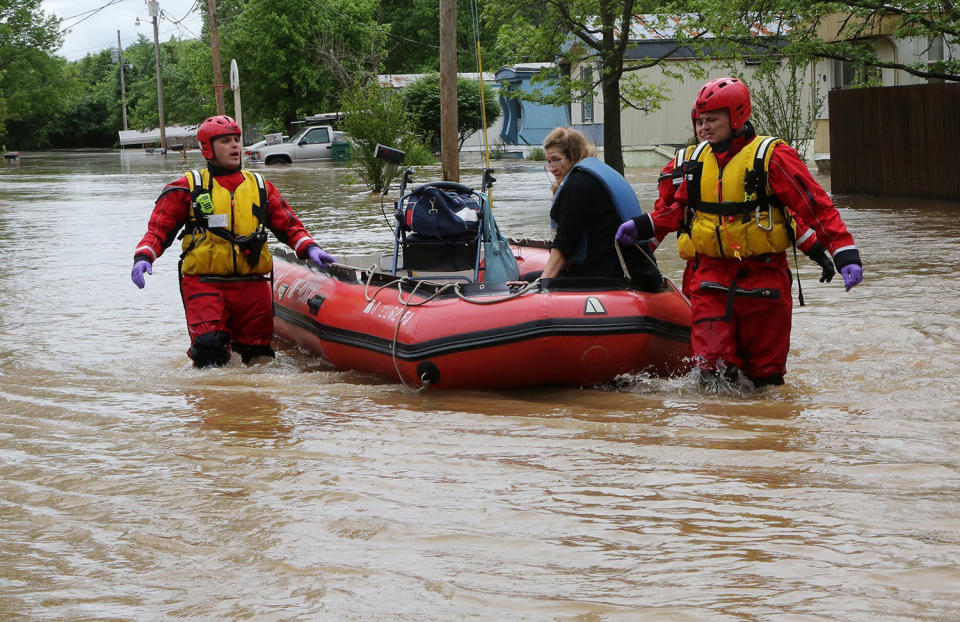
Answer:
829, 84, 960, 201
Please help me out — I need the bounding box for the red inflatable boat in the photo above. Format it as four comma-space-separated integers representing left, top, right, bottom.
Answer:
271, 242, 692, 389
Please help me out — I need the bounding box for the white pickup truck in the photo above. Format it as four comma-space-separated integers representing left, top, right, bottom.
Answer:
244, 124, 343, 164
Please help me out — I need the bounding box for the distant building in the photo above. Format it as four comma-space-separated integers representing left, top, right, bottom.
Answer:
494, 63, 569, 149
563, 14, 959, 166
118, 126, 198, 150
811, 12, 960, 164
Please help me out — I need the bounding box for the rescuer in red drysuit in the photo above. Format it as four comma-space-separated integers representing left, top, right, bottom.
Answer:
130, 115, 336, 368
617, 77, 863, 387
650, 108, 836, 299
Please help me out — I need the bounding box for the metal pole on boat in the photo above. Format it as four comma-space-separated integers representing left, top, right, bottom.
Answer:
147, 0, 167, 152
439, 0, 458, 182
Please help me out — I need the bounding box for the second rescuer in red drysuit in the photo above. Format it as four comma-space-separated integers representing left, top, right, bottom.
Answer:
130, 115, 336, 368
650, 108, 836, 298
616, 77, 863, 387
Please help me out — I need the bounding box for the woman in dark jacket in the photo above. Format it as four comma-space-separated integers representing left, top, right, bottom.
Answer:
541, 127, 661, 290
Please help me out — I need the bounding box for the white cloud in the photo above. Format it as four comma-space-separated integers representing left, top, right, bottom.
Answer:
42, 0, 203, 61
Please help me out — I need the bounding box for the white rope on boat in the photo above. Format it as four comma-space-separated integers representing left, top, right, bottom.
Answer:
358, 265, 543, 390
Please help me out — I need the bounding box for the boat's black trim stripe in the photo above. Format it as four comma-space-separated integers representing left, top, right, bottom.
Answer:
275, 305, 690, 361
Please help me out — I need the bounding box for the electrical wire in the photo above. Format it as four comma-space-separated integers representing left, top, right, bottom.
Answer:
56, 0, 126, 35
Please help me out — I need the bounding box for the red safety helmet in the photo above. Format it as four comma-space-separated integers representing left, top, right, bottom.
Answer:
197, 115, 241, 160
690, 107, 700, 134
695, 77, 751, 129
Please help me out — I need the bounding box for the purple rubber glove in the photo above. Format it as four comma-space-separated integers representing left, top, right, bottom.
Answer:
131, 260, 152, 289
840, 264, 862, 291
307, 245, 336, 268
615, 219, 638, 246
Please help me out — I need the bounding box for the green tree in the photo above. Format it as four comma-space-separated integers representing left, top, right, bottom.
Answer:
114, 35, 211, 131
341, 80, 422, 191
735, 58, 823, 161
212, 0, 381, 130
378, 0, 506, 74
50, 49, 122, 147
486, 0, 681, 174
0, 0, 67, 142
698, 1, 960, 84
400, 73, 500, 152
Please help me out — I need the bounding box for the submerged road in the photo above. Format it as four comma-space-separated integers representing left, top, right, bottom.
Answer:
1, 151, 959, 619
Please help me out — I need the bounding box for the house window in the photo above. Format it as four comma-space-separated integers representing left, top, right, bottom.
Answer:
580, 65, 594, 123
833, 57, 880, 89
928, 35, 945, 84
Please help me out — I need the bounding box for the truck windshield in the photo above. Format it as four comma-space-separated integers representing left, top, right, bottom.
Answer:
287, 128, 309, 144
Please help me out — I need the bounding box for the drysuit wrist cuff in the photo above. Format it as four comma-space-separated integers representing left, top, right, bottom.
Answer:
805, 242, 828, 261
632, 215, 654, 242
833, 248, 861, 270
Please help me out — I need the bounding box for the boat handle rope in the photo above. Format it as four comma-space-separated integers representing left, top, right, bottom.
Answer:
359, 266, 544, 391
614, 242, 691, 309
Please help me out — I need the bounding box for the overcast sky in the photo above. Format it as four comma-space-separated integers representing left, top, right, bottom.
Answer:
43, 0, 203, 61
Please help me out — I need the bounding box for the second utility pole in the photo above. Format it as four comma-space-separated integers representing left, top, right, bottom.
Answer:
117, 30, 128, 131
207, 0, 225, 115
148, 0, 167, 151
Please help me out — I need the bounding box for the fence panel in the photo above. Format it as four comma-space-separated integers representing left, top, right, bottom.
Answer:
829, 84, 959, 200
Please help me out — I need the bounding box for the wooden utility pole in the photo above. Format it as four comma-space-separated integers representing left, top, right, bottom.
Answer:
207, 0, 225, 115
148, 0, 167, 151
439, 0, 458, 182
117, 30, 128, 131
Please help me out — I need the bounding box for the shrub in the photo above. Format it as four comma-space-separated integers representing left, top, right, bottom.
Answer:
341, 80, 417, 191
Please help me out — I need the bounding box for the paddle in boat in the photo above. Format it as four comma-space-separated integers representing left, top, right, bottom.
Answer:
271, 168, 692, 389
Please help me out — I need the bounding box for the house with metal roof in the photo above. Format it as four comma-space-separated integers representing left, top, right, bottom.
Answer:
494, 63, 569, 151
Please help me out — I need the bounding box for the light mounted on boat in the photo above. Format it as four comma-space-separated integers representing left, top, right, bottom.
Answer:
374, 144, 406, 195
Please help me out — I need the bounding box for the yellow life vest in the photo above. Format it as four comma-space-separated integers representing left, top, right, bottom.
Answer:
677, 136, 794, 261
180, 168, 273, 276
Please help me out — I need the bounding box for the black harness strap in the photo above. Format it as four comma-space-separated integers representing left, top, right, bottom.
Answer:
694, 276, 782, 326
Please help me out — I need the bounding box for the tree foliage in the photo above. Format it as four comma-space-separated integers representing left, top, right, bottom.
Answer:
486, 0, 676, 173
378, 0, 507, 74
340, 80, 421, 191
400, 73, 501, 151
212, 0, 382, 130
3, 0, 957, 151
0, 0, 66, 140
696, 1, 960, 83
735, 58, 823, 160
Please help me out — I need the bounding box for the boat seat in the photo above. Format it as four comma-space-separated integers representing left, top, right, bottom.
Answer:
402, 232, 478, 273
393, 182, 483, 281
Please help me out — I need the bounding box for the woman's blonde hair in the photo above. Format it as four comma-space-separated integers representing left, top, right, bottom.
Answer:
543, 127, 595, 164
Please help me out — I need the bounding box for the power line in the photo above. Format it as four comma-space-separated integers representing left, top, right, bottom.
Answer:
59, 17, 202, 61
166, 0, 200, 24
160, 8, 199, 39
57, 0, 127, 35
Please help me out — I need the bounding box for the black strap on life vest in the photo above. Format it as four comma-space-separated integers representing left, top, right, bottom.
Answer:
748, 138, 806, 306
678, 142, 710, 236
688, 137, 788, 227
179, 169, 270, 265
